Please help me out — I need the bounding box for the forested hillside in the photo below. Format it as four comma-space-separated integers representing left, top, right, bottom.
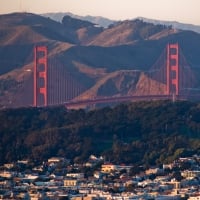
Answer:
0, 101, 200, 165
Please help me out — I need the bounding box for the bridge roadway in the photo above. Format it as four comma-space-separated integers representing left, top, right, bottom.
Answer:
64, 94, 189, 108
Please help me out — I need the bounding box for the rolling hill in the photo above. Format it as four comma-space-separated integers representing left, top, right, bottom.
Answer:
0, 12, 200, 108
42, 12, 115, 28
42, 12, 200, 33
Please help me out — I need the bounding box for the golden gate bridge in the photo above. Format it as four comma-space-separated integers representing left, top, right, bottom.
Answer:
32, 43, 199, 109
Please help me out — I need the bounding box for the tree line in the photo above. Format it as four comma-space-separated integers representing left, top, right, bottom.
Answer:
0, 100, 200, 165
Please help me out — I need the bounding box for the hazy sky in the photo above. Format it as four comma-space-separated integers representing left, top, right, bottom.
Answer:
0, 0, 200, 25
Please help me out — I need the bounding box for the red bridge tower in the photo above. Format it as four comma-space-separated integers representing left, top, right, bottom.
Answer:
166, 43, 179, 96
34, 46, 48, 107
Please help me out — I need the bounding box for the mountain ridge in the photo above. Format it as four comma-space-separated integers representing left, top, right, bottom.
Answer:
137, 17, 200, 34
42, 12, 200, 33
42, 12, 115, 28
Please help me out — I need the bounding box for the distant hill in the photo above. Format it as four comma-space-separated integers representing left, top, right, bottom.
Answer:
62, 15, 103, 44
42, 12, 200, 34
87, 19, 170, 46
0, 12, 200, 108
42, 12, 115, 28
137, 17, 200, 34
0, 12, 77, 45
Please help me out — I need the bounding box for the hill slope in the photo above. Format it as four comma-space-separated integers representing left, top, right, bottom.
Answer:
87, 19, 170, 46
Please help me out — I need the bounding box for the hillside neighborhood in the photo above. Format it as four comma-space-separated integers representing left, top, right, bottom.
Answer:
0, 154, 200, 200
